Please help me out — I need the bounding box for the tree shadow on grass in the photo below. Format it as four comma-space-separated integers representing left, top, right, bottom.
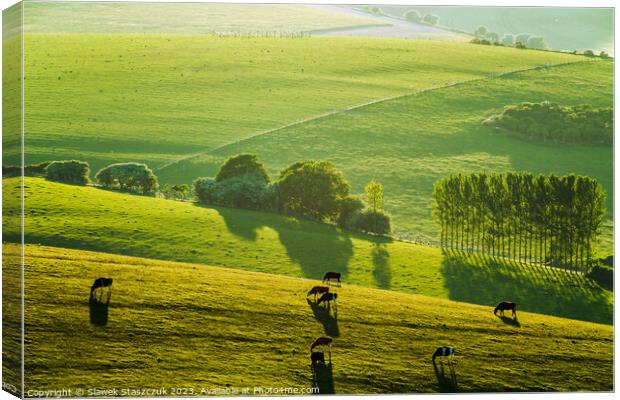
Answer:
372, 243, 391, 289
311, 362, 335, 395
307, 299, 339, 337
441, 251, 612, 324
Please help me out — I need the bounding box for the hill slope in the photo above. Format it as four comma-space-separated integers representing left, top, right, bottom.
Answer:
4, 244, 613, 393
160, 60, 613, 254
3, 177, 612, 324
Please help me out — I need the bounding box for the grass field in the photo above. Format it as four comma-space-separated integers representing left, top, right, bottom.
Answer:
3, 177, 612, 324
22, 2, 382, 34
4, 243, 612, 393
16, 35, 582, 173
378, 5, 614, 54
159, 60, 614, 253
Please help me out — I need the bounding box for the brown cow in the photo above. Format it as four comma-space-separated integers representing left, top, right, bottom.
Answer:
322, 272, 341, 285
307, 286, 330, 301
310, 336, 333, 352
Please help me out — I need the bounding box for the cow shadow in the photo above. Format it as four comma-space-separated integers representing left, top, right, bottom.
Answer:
498, 315, 521, 327
89, 293, 110, 326
307, 299, 340, 337
311, 361, 335, 395
433, 359, 458, 392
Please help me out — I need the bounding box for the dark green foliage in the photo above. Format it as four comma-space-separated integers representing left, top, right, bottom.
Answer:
433, 172, 605, 272
422, 14, 439, 25
193, 177, 217, 203
161, 183, 190, 200
336, 196, 364, 228
404, 10, 421, 22
470, 38, 492, 45
95, 162, 158, 194
277, 160, 350, 222
484, 101, 612, 145
3, 161, 51, 177
215, 153, 270, 184
347, 209, 392, 235
194, 174, 275, 211
45, 160, 90, 185
584, 49, 595, 56
587, 263, 613, 290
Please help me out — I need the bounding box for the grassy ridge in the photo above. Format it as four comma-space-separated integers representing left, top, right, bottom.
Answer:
17, 35, 581, 172
163, 60, 613, 254
3, 177, 612, 324
8, 244, 612, 393
23, 2, 382, 34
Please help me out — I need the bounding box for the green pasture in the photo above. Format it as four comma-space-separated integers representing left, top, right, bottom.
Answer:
160, 60, 614, 254
378, 5, 614, 54
15, 35, 580, 174
22, 2, 380, 34
5, 243, 611, 393
3, 177, 612, 324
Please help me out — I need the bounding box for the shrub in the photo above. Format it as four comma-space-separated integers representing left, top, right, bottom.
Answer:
515, 33, 531, 46
483, 101, 612, 144
526, 36, 547, 49
346, 209, 391, 235
404, 10, 421, 22
600, 51, 609, 59
422, 14, 439, 25
501, 34, 515, 46
3, 161, 51, 177
96, 162, 158, 194
474, 25, 487, 37
193, 177, 217, 203
336, 196, 364, 228
486, 32, 500, 43
277, 160, 350, 222
583, 49, 595, 56
215, 153, 270, 184
194, 174, 276, 212
45, 160, 90, 185
161, 183, 190, 200
586, 263, 613, 290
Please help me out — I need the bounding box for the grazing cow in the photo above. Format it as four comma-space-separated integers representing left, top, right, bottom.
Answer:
307, 286, 330, 301
317, 292, 338, 308
91, 278, 113, 302
310, 336, 333, 352
322, 272, 341, 285
494, 301, 517, 317
432, 346, 455, 364
310, 351, 325, 365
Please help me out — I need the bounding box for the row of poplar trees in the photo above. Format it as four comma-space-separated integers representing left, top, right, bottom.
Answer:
432, 172, 605, 272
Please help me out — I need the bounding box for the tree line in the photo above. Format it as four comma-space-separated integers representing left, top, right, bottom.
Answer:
14, 154, 391, 236
432, 172, 606, 272
484, 101, 612, 145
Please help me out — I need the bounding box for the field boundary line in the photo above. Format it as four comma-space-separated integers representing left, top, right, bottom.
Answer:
155, 59, 595, 173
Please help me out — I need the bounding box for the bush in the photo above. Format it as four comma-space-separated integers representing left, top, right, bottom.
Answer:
336, 196, 364, 228
215, 153, 270, 184
600, 51, 609, 59
586, 263, 613, 290
486, 32, 500, 43
346, 209, 391, 235
583, 49, 595, 56
96, 162, 158, 194
194, 174, 275, 211
277, 160, 350, 222
3, 161, 51, 177
422, 14, 439, 25
404, 10, 421, 22
161, 183, 190, 200
526, 36, 547, 50
193, 177, 217, 203
501, 34, 515, 46
45, 160, 90, 185
483, 101, 612, 144
474, 25, 487, 37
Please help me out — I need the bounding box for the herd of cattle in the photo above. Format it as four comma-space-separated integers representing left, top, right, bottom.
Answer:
88, 271, 518, 383
306, 272, 518, 370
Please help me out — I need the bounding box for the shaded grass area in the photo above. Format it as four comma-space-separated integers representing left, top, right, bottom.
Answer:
168, 60, 613, 255
3, 177, 612, 324
10, 244, 613, 393
18, 34, 582, 175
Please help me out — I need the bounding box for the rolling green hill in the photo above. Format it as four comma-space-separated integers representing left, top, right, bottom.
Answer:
159, 59, 614, 254
15, 35, 581, 173
4, 243, 612, 393
3, 177, 612, 324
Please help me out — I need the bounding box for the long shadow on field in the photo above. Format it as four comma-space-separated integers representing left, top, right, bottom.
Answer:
89, 294, 110, 326
307, 299, 339, 337
312, 362, 335, 395
433, 360, 458, 392
498, 315, 521, 328
441, 252, 612, 324
372, 243, 391, 289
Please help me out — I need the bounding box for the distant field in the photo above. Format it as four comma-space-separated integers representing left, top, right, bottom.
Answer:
378, 5, 614, 54
6, 244, 612, 393
14, 35, 583, 175
3, 177, 612, 324
160, 60, 614, 254
22, 2, 381, 34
